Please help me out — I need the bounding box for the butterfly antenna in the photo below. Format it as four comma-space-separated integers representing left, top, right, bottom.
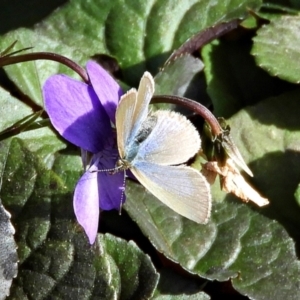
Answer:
89, 164, 124, 174
89, 167, 115, 173
119, 170, 126, 215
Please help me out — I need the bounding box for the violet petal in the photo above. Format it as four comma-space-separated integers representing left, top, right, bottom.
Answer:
87, 61, 123, 123
74, 170, 100, 244
43, 74, 111, 153
95, 149, 126, 210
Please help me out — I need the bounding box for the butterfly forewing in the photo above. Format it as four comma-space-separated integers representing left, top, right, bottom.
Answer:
132, 72, 155, 136
131, 162, 211, 223
116, 72, 155, 158
135, 110, 201, 165
116, 89, 137, 158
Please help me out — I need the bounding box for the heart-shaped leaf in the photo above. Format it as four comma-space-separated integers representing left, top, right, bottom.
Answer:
0, 133, 158, 299
0, 0, 262, 102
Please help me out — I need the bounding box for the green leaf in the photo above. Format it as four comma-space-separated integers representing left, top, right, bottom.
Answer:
122, 82, 300, 300
256, 2, 300, 21
155, 55, 204, 97
0, 135, 158, 299
5, 1, 299, 299
0, 29, 85, 105
96, 234, 159, 300
202, 38, 294, 118
252, 15, 300, 83
125, 180, 300, 300
0, 87, 33, 133
154, 55, 207, 111
0, 201, 18, 300
228, 88, 300, 242
0, 0, 262, 98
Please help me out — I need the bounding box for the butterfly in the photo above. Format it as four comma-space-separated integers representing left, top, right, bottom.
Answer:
115, 72, 211, 224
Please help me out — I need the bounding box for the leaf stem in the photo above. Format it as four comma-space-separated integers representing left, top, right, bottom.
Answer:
0, 52, 89, 83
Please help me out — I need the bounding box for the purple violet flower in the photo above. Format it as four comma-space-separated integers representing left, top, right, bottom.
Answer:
43, 61, 124, 244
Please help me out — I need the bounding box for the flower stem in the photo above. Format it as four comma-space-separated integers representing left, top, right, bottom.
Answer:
152, 95, 223, 136
0, 52, 89, 83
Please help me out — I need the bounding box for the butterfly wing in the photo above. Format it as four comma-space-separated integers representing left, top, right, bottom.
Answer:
116, 89, 137, 158
133, 72, 155, 130
136, 110, 201, 165
131, 162, 211, 223
116, 72, 211, 221
116, 72, 154, 158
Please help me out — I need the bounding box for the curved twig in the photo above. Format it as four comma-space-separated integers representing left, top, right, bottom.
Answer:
0, 52, 89, 83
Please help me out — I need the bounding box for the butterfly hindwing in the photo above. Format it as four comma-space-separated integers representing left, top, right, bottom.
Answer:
131, 161, 211, 223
